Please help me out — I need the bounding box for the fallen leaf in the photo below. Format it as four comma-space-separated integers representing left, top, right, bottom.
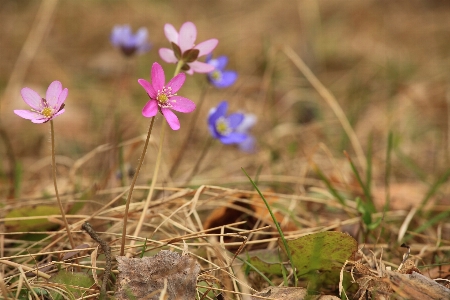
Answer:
115, 250, 200, 300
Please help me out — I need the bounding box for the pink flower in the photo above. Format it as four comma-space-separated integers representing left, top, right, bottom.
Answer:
14, 81, 67, 123
138, 62, 195, 130
159, 22, 218, 75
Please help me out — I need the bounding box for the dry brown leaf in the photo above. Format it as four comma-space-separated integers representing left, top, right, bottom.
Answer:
384, 270, 450, 299
251, 286, 340, 300
115, 250, 200, 300
203, 192, 297, 249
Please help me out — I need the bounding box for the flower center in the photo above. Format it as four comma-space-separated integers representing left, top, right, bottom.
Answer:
41, 107, 54, 118
211, 70, 222, 81
156, 86, 174, 108
216, 117, 231, 135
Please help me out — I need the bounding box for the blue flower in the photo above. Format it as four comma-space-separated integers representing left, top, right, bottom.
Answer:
111, 25, 151, 57
206, 55, 237, 88
208, 101, 256, 152
236, 114, 257, 152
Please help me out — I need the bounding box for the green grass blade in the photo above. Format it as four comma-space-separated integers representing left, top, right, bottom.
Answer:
418, 168, 450, 212
242, 167, 298, 285
234, 255, 274, 286
344, 151, 375, 212
313, 164, 347, 207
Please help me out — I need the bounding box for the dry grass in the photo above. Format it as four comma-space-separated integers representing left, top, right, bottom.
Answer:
1, 0, 450, 299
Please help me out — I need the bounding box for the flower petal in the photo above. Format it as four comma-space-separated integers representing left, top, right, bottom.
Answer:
31, 118, 49, 124
142, 100, 158, 117
159, 48, 178, 63
170, 96, 195, 113
20, 88, 42, 110
227, 112, 245, 128
179, 22, 197, 52
161, 108, 180, 130
14, 109, 42, 120
188, 61, 215, 73
195, 39, 218, 57
211, 71, 237, 88
135, 28, 148, 45
50, 108, 65, 120
238, 135, 256, 152
164, 23, 179, 44
166, 73, 185, 94
215, 56, 229, 70
208, 123, 220, 139
151, 62, 165, 92
138, 79, 156, 99
56, 88, 68, 110
46, 81, 63, 107
220, 132, 248, 144
236, 114, 257, 132
208, 101, 228, 126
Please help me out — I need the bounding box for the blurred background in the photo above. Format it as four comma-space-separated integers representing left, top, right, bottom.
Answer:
1, 0, 450, 205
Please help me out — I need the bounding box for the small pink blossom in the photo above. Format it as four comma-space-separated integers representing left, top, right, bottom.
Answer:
14, 81, 67, 123
138, 62, 195, 130
159, 22, 218, 75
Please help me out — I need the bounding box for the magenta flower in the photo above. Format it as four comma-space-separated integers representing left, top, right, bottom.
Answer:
159, 22, 218, 75
14, 81, 67, 123
138, 62, 195, 130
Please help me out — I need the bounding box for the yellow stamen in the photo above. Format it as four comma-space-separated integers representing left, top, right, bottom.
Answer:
216, 118, 229, 135
41, 107, 53, 118
157, 94, 168, 103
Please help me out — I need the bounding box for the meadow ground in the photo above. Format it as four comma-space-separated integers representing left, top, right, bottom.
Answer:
1, 0, 450, 299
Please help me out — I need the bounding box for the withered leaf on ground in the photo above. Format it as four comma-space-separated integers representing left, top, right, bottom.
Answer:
115, 250, 200, 300
384, 270, 450, 300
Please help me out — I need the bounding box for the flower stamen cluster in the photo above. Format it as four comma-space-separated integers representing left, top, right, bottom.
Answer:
156, 87, 174, 107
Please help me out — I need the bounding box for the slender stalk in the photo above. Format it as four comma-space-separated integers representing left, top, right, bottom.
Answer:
131, 121, 166, 242
119, 117, 155, 256
169, 85, 209, 177
50, 120, 75, 250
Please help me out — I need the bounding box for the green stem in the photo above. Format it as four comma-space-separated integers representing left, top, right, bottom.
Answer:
119, 117, 155, 256
50, 120, 75, 250
174, 60, 184, 77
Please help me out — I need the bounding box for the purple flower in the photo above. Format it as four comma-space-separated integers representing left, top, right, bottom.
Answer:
208, 101, 249, 145
236, 113, 257, 152
111, 24, 151, 56
138, 62, 195, 130
206, 55, 238, 88
159, 22, 218, 75
14, 81, 67, 123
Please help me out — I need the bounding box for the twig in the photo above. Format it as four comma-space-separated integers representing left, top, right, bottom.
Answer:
82, 222, 111, 300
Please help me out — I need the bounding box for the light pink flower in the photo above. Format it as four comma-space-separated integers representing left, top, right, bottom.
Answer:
159, 22, 218, 75
138, 62, 195, 130
14, 81, 67, 123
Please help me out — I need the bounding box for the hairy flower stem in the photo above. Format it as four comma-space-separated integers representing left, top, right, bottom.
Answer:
129, 61, 184, 249
131, 120, 166, 244
119, 117, 155, 256
169, 85, 209, 178
50, 120, 75, 250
